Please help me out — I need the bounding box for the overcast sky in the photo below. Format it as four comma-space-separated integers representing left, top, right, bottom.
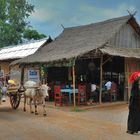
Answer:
28, 0, 140, 38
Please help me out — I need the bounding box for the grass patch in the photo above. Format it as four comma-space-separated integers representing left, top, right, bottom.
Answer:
71, 107, 85, 112
47, 105, 60, 110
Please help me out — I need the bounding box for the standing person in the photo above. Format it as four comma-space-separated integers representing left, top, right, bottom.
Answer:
127, 72, 140, 134
1, 86, 7, 102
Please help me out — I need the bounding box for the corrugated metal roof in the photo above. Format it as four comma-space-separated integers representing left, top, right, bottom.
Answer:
0, 38, 47, 60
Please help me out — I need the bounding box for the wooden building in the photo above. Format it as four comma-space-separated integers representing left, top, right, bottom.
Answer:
0, 38, 52, 83
11, 15, 140, 104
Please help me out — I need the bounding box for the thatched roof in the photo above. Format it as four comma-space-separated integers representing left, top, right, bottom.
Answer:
99, 45, 140, 59
11, 15, 140, 65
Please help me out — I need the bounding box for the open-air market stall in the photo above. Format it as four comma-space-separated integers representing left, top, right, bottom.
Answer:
11, 15, 140, 107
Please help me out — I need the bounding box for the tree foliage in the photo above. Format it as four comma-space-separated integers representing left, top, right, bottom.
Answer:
0, 0, 45, 47
23, 28, 46, 41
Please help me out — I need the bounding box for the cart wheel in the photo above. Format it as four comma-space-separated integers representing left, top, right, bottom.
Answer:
10, 92, 21, 109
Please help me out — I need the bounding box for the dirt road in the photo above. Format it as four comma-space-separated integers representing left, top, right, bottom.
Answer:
0, 100, 139, 140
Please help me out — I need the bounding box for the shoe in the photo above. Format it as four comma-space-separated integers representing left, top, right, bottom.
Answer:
126, 130, 134, 134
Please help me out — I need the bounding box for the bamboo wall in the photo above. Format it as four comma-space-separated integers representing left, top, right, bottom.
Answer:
0, 61, 10, 75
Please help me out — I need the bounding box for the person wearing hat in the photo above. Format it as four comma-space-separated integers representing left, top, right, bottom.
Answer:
8, 80, 16, 86
127, 72, 140, 134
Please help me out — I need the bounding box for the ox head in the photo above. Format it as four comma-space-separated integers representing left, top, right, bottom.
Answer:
40, 84, 49, 97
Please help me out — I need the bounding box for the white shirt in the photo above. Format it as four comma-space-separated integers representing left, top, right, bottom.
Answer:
105, 81, 112, 90
91, 84, 96, 92
2, 87, 7, 94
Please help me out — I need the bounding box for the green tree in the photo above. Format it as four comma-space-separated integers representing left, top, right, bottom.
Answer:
23, 28, 46, 41
0, 0, 34, 47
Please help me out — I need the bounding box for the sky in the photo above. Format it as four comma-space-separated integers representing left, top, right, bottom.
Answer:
28, 0, 140, 38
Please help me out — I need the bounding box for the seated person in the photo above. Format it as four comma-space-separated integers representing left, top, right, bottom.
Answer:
103, 80, 112, 101
105, 80, 112, 91
104, 80, 117, 101
7, 80, 17, 89
89, 83, 99, 104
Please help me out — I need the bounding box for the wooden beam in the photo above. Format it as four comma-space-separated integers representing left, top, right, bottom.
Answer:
102, 56, 113, 66
99, 55, 103, 104
72, 60, 76, 108
20, 66, 25, 86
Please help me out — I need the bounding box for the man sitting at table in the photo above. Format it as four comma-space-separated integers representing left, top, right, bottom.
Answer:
89, 83, 99, 104
105, 79, 112, 91
104, 79, 114, 101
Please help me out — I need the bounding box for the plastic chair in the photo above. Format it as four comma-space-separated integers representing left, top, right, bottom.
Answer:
54, 86, 62, 106
77, 85, 87, 105
54, 86, 68, 106
109, 82, 117, 102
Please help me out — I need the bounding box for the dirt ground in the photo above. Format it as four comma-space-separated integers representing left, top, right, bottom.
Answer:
0, 99, 140, 140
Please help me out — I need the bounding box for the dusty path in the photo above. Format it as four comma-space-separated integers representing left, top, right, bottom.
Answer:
0, 100, 139, 140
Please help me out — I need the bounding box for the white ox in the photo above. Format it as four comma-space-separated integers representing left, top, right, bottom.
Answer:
23, 81, 49, 116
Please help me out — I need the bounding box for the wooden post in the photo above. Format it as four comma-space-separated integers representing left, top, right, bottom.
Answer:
99, 55, 103, 104
21, 65, 25, 86
39, 64, 42, 84
72, 60, 76, 108
18, 64, 26, 92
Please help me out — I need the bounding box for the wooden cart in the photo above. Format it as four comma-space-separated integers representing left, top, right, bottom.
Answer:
7, 86, 23, 109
